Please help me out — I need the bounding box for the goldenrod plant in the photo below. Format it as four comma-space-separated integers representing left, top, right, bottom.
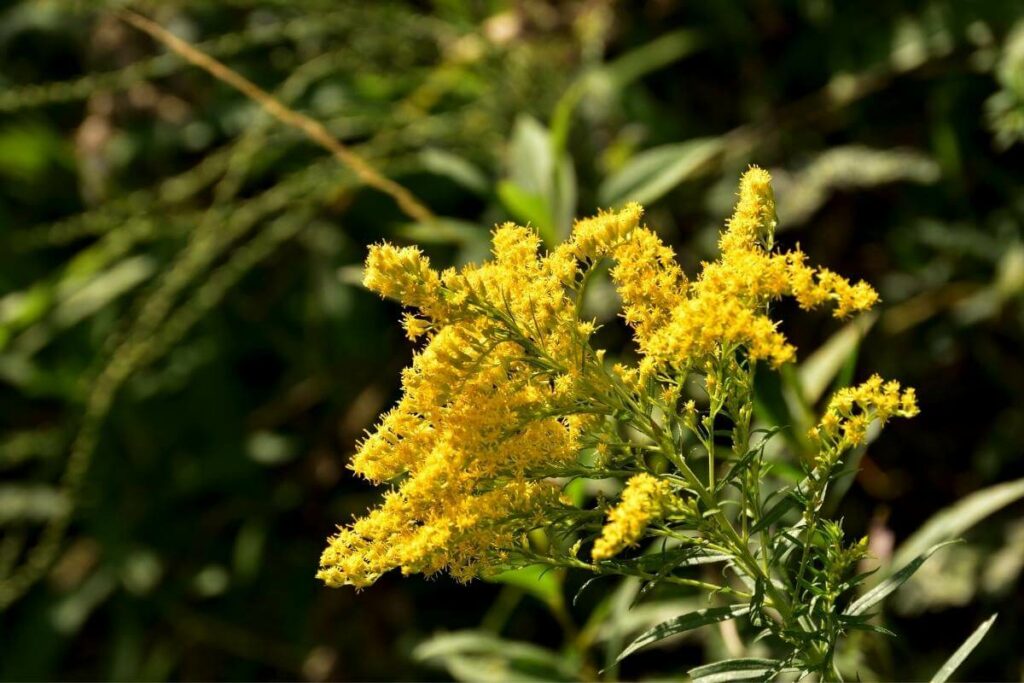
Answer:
316, 168, 977, 680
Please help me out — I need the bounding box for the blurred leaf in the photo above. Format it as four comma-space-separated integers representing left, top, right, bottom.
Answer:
592, 598, 698, 643
418, 149, 489, 195
414, 630, 576, 682
497, 181, 553, 241
773, 146, 940, 227
52, 255, 155, 328
929, 614, 997, 683
602, 29, 704, 89
0, 123, 71, 182
486, 564, 562, 609
892, 478, 1024, 572
797, 312, 877, 404
503, 114, 568, 243
615, 603, 750, 663
552, 154, 577, 241
233, 522, 265, 583
507, 114, 554, 199
121, 551, 163, 596
599, 137, 722, 207
337, 265, 365, 286
50, 570, 116, 635
246, 430, 297, 466
0, 485, 68, 523
397, 218, 487, 247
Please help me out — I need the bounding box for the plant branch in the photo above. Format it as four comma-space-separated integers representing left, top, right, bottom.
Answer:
118, 9, 435, 224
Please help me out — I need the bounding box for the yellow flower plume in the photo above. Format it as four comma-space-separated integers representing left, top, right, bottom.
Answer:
318, 166, 903, 588
592, 473, 675, 561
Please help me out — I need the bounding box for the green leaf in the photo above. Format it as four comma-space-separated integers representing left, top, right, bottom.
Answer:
602, 29, 705, 89
418, 148, 489, 195
689, 658, 781, 683
507, 114, 554, 198
749, 492, 797, 534
845, 541, 956, 617
552, 153, 577, 241
929, 614, 997, 683
397, 219, 486, 246
598, 137, 722, 207
718, 429, 779, 491
0, 484, 69, 523
797, 312, 877, 404
48, 255, 155, 332
413, 630, 576, 682
548, 30, 704, 157
486, 564, 562, 609
497, 181, 553, 243
892, 477, 1024, 572
775, 145, 940, 228
615, 603, 749, 663
592, 599, 699, 644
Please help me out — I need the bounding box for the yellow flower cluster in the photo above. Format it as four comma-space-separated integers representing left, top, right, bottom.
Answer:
810, 374, 920, 451
318, 166, 898, 588
320, 222, 604, 587
619, 166, 879, 369
592, 473, 676, 561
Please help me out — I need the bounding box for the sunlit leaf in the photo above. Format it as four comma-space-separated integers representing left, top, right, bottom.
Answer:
414, 630, 576, 682
418, 148, 489, 195
615, 603, 750, 663
486, 564, 562, 609
845, 541, 956, 616
892, 478, 1024, 573
929, 614, 997, 683
598, 137, 722, 207
689, 658, 782, 683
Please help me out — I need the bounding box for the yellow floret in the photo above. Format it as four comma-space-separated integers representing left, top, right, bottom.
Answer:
592, 473, 675, 561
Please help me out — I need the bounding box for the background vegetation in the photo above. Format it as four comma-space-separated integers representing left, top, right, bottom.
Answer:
1, 0, 1023, 680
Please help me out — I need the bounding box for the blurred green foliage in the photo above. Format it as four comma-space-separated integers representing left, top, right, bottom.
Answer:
1, 0, 1023, 680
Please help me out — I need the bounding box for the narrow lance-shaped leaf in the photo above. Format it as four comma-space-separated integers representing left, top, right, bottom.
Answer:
797, 312, 877, 404
749, 487, 800, 534
845, 541, 956, 617
892, 477, 1024, 572
413, 630, 575, 679
689, 658, 782, 683
929, 614, 998, 683
615, 604, 750, 663
598, 137, 722, 207
487, 564, 563, 610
